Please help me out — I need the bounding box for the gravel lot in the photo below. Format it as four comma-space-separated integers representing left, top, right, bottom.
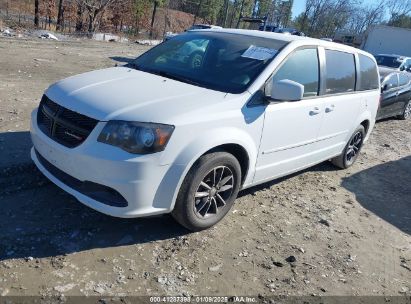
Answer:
0, 37, 410, 298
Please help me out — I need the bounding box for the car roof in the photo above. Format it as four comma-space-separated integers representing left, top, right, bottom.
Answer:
379, 67, 398, 78
190, 28, 374, 58
379, 66, 411, 79
192, 24, 221, 28
376, 54, 410, 59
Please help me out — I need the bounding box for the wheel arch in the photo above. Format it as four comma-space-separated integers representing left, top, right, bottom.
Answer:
203, 143, 250, 185
353, 110, 374, 142
360, 119, 370, 136
153, 129, 258, 212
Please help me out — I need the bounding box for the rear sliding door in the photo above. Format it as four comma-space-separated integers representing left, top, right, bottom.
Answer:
315, 49, 363, 157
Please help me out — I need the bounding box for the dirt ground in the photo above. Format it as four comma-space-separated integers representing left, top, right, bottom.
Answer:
0, 37, 410, 299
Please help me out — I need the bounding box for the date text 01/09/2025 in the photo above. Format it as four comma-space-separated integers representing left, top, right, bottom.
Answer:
149, 296, 258, 303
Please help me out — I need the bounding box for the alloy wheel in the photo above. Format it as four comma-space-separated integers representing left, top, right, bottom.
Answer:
194, 166, 234, 218
345, 131, 363, 165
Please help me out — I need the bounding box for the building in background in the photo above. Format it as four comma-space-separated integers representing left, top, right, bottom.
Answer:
361, 25, 411, 57
333, 31, 363, 48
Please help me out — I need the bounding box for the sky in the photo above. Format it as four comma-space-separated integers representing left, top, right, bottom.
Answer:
291, 0, 306, 18
291, 0, 377, 18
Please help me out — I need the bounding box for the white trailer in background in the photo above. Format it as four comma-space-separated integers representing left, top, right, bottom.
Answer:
361, 25, 411, 57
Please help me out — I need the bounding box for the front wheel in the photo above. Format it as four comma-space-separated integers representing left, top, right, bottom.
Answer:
172, 152, 241, 231
331, 125, 365, 169
399, 100, 411, 120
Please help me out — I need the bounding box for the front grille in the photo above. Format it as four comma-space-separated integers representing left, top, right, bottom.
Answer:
37, 95, 98, 148
35, 149, 128, 207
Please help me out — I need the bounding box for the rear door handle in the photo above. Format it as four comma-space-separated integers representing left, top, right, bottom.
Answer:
325, 105, 335, 113
310, 107, 321, 115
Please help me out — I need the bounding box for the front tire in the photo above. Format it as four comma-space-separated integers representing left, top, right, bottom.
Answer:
172, 152, 241, 231
331, 125, 365, 169
399, 100, 411, 120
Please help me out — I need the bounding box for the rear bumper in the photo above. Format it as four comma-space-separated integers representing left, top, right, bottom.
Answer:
30, 109, 172, 218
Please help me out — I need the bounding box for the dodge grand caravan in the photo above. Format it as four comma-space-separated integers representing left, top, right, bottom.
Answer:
30, 29, 380, 231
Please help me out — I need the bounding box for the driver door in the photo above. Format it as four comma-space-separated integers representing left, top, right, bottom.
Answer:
380, 73, 399, 118
254, 47, 326, 183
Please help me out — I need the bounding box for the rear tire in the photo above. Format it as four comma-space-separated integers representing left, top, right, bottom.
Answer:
172, 152, 241, 231
399, 100, 411, 120
331, 125, 365, 169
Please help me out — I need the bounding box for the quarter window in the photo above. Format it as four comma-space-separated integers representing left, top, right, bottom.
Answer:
325, 50, 356, 94
271, 48, 319, 98
358, 54, 379, 91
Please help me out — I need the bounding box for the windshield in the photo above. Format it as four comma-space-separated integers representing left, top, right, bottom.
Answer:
375, 55, 403, 68
131, 32, 287, 93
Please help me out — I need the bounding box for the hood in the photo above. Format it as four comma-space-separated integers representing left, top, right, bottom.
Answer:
45, 67, 228, 123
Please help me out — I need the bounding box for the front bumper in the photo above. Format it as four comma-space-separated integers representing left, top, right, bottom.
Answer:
30, 109, 172, 218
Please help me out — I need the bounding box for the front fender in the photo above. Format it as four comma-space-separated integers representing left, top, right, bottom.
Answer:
152, 127, 258, 211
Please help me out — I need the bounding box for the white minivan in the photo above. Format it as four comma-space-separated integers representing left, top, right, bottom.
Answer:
30, 29, 380, 231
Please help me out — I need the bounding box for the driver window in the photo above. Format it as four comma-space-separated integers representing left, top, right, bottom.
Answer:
399, 73, 410, 86
271, 48, 319, 98
384, 74, 399, 90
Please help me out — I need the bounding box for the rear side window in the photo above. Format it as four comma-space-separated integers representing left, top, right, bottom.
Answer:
399, 74, 410, 86
325, 50, 356, 94
272, 48, 319, 97
358, 54, 379, 91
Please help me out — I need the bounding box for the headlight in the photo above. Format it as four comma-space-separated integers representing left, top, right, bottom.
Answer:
98, 121, 174, 154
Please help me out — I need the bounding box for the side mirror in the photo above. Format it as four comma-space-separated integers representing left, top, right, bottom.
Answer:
381, 83, 392, 92
268, 79, 304, 102
400, 66, 405, 71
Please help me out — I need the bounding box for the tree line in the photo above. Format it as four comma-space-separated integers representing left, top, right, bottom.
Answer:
1, 0, 411, 38
294, 0, 411, 38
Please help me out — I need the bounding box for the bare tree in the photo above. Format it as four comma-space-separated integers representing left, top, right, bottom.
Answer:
76, 0, 116, 32
149, 0, 164, 38
294, 0, 364, 37
34, 0, 40, 27
56, 0, 64, 30
75, 0, 84, 31
348, 0, 385, 34
386, 0, 411, 18
63, 0, 78, 32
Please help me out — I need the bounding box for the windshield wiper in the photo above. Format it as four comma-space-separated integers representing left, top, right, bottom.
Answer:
144, 69, 202, 87
128, 64, 203, 87
127, 62, 142, 70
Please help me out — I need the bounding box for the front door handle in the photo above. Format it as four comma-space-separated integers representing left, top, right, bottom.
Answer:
310, 107, 321, 115
325, 105, 335, 113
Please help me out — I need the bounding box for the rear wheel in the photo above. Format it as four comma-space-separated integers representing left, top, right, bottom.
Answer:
331, 125, 365, 169
399, 100, 411, 120
172, 152, 241, 231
